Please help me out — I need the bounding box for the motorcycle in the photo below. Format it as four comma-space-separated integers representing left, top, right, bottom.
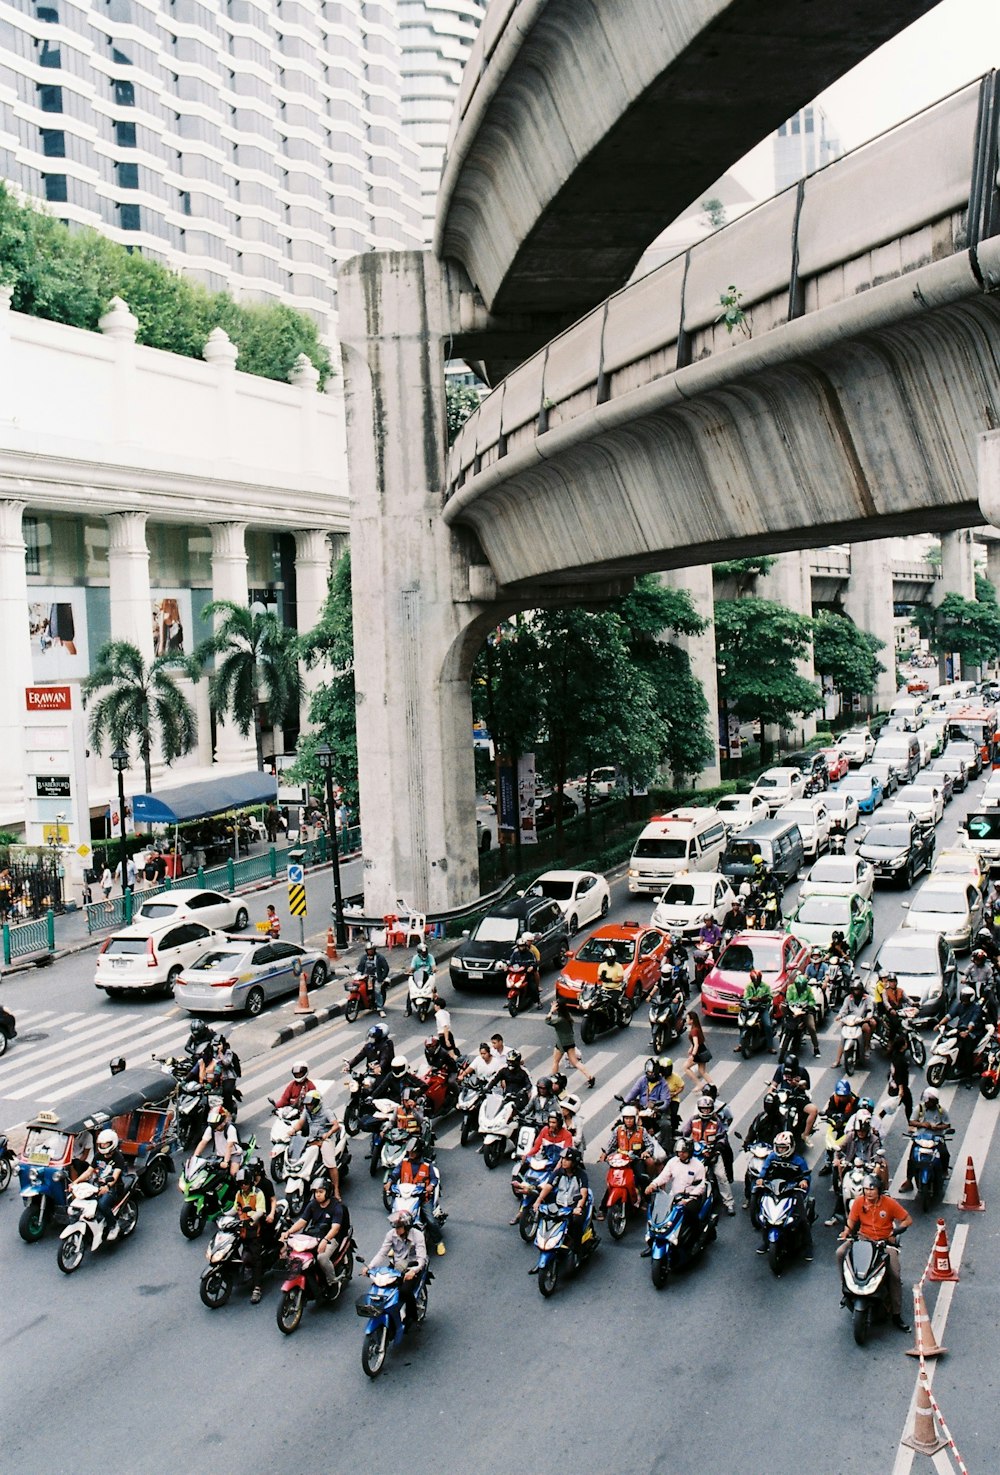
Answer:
344, 972, 379, 1023
199, 1203, 289, 1308
343, 1066, 379, 1138
285, 1127, 351, 1216
824, 959, 854, 1012
407, 970, 436, 1023
0, 1001, 17, 1056
268, 1104, 300, 1182
693, 947, 716, 990
165, 1073, 218, 1152
177, 1150, 245, 1239
839, 1013, 867, 1076
510, 1147, 560, 1242
357, 1261, 432, 1377
57, 1175, 139, 1274
603, 1151, 645, 1239
778, 1005, 812, 1062
841, 1234, 900, 1346
277, 1227, 356, 1334
646, 1185, 718, 1290
477, 1090, 525, 1169
0, 1133, 15, 1194
836, 1156, 876, 1224
457, 1075, 490, 1147
905, 1128, 953, 1212
743, 1141, 771, 1209
870, 1008, 927, 1067
578, 982, 633, 1044
926, 1021, 995, 1088
737, 998, 771, 1060
979, 1033, 1000, 1099
421, 1059, 460, 1120
532, 1199, 599, 1298
506, 963, 540, 1017
649, 977, 687, 1053
773, 1087, 808, 1145
753, 1171, 814, 1274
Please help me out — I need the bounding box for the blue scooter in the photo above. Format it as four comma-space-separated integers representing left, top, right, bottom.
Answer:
906, 1128, 952, 1212
753, 1172, 814, 1275
531, 1196, 599, 1297
357, 1261, 432, 1378
646, 1185, 718, 1289
510, 1145, 561, 1242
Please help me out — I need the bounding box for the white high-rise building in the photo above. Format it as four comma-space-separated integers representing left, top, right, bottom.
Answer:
0, 0, 424, 325
774, 103, 841, 194
398, 0, 486, 243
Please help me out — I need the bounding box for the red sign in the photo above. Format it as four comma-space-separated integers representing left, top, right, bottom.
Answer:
25, 685, 72, 711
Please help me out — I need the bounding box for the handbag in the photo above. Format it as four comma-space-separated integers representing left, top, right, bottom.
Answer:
695, 1045, 712, 1064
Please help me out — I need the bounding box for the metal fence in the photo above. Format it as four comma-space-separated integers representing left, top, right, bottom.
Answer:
2, 910, 55, 965
1, 858, 65, 920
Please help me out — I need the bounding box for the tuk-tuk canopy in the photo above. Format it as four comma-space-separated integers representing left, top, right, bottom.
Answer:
130, 771, 277, 827
27, 1064, 176, 1135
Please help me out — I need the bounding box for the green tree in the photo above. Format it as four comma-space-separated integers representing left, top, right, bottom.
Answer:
291, 550, 359, 812
196, 602, 303, 770
812, 610, 885, 701
83, 640, 200, 793
712, 554, 777, 594
446, 382, 482, 445
715, 599, 822, 760
975, 572, 997, 605
912, 592, 1000, 674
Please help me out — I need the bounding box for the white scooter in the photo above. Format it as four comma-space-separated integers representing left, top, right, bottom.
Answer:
284, 1124, 351, 1215
839, 1014, 867, 1076
57, 1176, 139, 1273
478, 1089, 524, 1170
407, 970, 436, 1023
268, 1103, 301, 1182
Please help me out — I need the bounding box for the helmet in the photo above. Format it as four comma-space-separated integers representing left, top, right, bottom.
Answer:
207, 1107, 227, 1127
676, 1136, 694, 1158
506, 1049, 522, 1067
921, 1087, 939, 1105
973, 948, 987, 960
862, 1173, 882, 1193
785, 1054, 799, 1072
702, 915, 713, 924
96, 1129, 118, 1154
810, 946, 822, 958
881, 971, 897, 983
960, 984, 975, 1000
645, 1057, 658, 1081
211, 1033, 225, 1048
390, 1056, 408, 1076
700, 1082, 718, 1101
697, 1095, 714, 1116
562, 1146, 583, 1167
835, 1077, 851, 1097
303, 1090, 322, 1113
535, 1077, 552, 1096
832, 931, 845, 943
423, 1036, 441, 1061
762, 1092, 777, 1111
365, 942, 376, 953
547, 1110, 562, 1126
621, 1105, 639, 1122
749, 968, 763, 984
774, 1131, 794, 1158
794, 972, 808, 987
109, 1056, 126, 1075
550, 1072, 568, 1096
518, 933, 532, 947
392, 1212, 413, 1233
367, 1024, 385, 1041
855, 1110, 872, 1131
858, 1096, 875, 1113
751, 854, 764, 866
602, 947, 616, 962
234, 1167, 250, 1186
561, 1093, 581, 1115
416, 942, 429, 954
291, 1061, 309, 1080
849, 978, 865, 994
656, 1056, 674, 1076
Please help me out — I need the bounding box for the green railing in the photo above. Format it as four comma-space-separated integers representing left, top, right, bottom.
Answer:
84, 878, 175, 936
3, 909, 55, 964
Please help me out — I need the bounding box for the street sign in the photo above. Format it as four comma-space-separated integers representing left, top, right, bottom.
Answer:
288, 883, 307, 917
287, 863, 304, 885
968, 817, 992, 839
35, 775, 71, 798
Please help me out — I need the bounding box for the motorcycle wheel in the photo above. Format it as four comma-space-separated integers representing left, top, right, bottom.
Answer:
345, 997, 361, 1024
369, 1147, 381, 1178
0, 1157, 10, 1193
619, 999, 634, 1028
653, 1028, 667, 1055
507, 998, 518, 1019
200, 1268, 232, 1309
651, 1258, 669, 1290
852, 1305, 870, 1347
18, 1201, 44, 1243
140, 1157, 169, 1197
607, 1202, 628, 1240
286, 1187, 304, 1217
538, 1260, 559, 1298
277, 1287, 304, 1336
921, 1180, 934, 1213
362, 1326, 388, 1377
580, 1018, 596, 1046
118, 1199, 139, 1238
844, 1043, 856, 1077
767, 1242, 782, 1277
980, 1073, 1000, 1100
413, 1282, 428, 1323
179, 1202, 205, 1239
417, 1001, 431, 1024
382, 1182, 393, 1212
908, 1034, 927, 1068
460, 1114, 477, 1147
740, 1035, 751, 1061
518, 1206, 538, 1243
57, 1231, 85, 1275
926, 1060, 947, 1089
483, 1138, 504, 1170
343, 1101, 360, 1137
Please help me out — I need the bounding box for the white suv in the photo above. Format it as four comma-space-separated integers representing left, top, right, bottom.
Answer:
750, 768, 806, 815
95, 921, 227, 998
840, 729, 875, 766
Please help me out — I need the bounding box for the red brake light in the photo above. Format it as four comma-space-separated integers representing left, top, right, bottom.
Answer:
98, 939, 110, 955
146, 937, 158, 968
210, 976, 239, 988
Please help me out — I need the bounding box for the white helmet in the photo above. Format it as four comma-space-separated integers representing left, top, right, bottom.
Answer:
921, 1087, 939, 1106
390, 1055, 408, 1076
96, 1129, 118, 1154
518, 933, 533, 947
774, 1131, 794, 1158
621, 1105, 638, 1122
291, 1061, 309, 1080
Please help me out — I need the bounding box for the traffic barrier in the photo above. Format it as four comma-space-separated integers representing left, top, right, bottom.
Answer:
293, 962, 313, 1015
905, 1285, 946, 1359
926, 1219, 959, 1283
958, 1155, 985, 1212
902, 1373, 947, 1456
326, 927, 338, 962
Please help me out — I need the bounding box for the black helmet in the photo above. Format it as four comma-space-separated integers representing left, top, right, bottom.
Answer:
535, 1077, 552, 1096
676, 1136, 695, 1158
785, 1053, 799, 1072
562, 1146, 583, 1168
763, 1092, 777, 1111
700, 1082, 718, 1101
506, 1049, 521, 1067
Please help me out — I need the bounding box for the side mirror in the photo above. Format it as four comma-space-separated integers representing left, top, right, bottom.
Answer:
901, 902, 910, 910
461, 929, 470, 939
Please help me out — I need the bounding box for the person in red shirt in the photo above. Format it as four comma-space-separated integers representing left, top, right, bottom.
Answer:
273, 1061, 315, 1110
521, 1111, 574, 1166
836, 1175, 913, 1329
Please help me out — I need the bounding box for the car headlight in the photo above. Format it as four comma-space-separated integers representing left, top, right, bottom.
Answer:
887, 853, 907, 869
627, 868, 638, 877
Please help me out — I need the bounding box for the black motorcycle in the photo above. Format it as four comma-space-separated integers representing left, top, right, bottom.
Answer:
0, 1003, 16, 1057
648, 975, 687, 1053
199, 1203, 289, 1308
578, 982, 632, 1044
737, 998, 771, 1059
841, 1234, 901, 1346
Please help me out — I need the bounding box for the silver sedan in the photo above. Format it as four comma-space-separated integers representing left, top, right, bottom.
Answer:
174, 939, 328, 1016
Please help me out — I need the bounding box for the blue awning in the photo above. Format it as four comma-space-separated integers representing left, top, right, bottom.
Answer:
131, 771, 278, 826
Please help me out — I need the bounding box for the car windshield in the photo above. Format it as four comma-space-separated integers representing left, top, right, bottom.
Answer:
909, 787, 936, 799
633, 838, 688, 860
754, 777, 780, 790
934, 856, 973, 874
531, 880, 574, 901
717, 796, 749, 812
189, 950, 245, 971
137, 903, 175, 919
657, 882, 707, 906
473, 916, 521, 944
104, 937, 148, 956
825, 796, 850, 810
809, 859, 857, 883
877, 939, 938, 975
838, 779, 870, 794
863, 826, 912, 848
912, 888, 967, 915
795, 896, 851, 925
719, 940, 783, 975
782, 806, 814, 820
21, 1126, 72, 1163
575, 937, 634, 964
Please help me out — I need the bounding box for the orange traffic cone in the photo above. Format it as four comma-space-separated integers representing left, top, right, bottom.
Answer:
958, 1155, 985, 1212
294, 962, 313, 1015
906, 1285, 947, 1359
326, 926, 338, 963
902, 1373, 947, 1455
927, 1218, 959, 1283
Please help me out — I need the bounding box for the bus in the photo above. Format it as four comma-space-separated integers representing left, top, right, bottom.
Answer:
946, 707, 998, 764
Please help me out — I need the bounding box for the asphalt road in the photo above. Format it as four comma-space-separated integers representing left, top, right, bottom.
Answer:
2, 778, 998, 1475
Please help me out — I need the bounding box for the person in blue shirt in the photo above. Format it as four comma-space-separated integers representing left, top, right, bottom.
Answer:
751, 1130, 813, 1260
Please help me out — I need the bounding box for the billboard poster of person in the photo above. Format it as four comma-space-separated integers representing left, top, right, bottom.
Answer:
27, 587, 90, 681
151, 590, 193, 656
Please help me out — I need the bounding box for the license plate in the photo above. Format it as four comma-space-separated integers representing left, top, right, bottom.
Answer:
111, 958, 129, 967
727, 1002, 740, 1015
467, 969, 483, 980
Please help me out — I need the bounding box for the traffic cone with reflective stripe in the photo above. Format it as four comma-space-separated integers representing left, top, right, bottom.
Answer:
959, 1155, 985, 1212
902, 1373, 947, 1455
927, 1219, 959, 1283
294, 961, 313, 1014
906, 1286, 946, 1358
326, 926, 338, 963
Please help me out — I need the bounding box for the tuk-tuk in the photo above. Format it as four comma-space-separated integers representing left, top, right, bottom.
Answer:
18, 1064, 177, 1243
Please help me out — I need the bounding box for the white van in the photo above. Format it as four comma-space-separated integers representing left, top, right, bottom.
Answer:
890, 696, 929, 731
627, 808, 728, 895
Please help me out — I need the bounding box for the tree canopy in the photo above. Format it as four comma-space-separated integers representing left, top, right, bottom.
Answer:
912, 592, 1000, 671
291, 550, 358, 811
715, 598, 821, 740
83, 640, 200, 792
196, 601, 302, 770
812, 610, 885, 698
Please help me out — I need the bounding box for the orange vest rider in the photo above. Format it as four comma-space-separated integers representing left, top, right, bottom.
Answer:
396, 1104, 420, 1133
616, 1124, 646, 1155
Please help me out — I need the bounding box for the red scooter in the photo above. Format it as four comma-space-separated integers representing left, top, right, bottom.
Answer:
421, 1063, 459, 1119
276, 1225, 355, 1334
506, 964, 540, 1016
344, 973, 379, 1023
603, 1151, 644, 1239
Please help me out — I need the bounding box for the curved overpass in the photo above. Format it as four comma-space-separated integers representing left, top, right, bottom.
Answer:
443, 77, 1000, 593
435, 0, 941, 338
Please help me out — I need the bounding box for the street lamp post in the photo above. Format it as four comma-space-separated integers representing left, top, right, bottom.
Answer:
110, 747, 130, 915
315, 742, 347, 950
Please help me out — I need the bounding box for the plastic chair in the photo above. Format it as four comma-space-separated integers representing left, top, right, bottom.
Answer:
383, 913, 405, 947
403, 912, 427, 948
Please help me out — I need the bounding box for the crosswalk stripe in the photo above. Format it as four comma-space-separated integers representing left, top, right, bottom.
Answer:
0, 1010, 175, 1090
5, 1018, 189, 1101
945, 1086, 1000, 1203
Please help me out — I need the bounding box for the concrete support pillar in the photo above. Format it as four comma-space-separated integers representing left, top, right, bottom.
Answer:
987, 540, 1000, 605
842, 540, 898, 715
210, 521, 257, 768
0, 500, 33, 821
658, 566, 721, 789
338, 251, 488, 914
760, 550, 818, 746
934, 529, 977, 680
294, 528, 332, 732
106, 511, 153, 658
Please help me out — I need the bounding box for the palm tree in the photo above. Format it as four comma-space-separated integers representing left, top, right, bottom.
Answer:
84, 640, 201, 792
197, 600, 303, 769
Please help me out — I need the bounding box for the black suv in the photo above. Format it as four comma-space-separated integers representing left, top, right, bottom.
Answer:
856, 819, 935, 888
449, 895, 570, 991
785, 750, 829, 793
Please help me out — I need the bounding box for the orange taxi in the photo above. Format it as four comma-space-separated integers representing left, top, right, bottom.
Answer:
554, 922, 670, 1007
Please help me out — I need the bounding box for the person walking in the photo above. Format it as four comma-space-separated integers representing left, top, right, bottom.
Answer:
682, 1009, 714, 1089
100, 865, 113, 909
546, 998, 595, 1090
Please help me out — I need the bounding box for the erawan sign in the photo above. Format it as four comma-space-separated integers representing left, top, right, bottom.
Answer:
25, 685, 72, 711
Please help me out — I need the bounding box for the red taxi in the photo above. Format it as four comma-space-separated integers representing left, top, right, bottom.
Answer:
700, 930, 808, 1021
554, 923, 670, 1006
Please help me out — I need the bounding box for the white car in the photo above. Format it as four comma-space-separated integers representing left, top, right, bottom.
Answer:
824, 791, 859, 832
751, 767, 806, 815
650, 872, 737, 938
840, 728, 875, 766
800, 854, 875, 901
901, 878, 984, 952
775, 799, 831, 861
131, 887, 251, 934
526, 870, 610, 933
981, 772, 1000, 808
714, 793, 770, 832
95, 920, 229, 997
906, 783, 945, 826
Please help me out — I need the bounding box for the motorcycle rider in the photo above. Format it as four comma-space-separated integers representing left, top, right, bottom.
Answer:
597, 945, 625, 996
745, 1091, 784, 1151
358, 942, 390, 1016
431, 994, 460, 1062
964, 948, 995, 999
828, 931, 851, 965
457, 1041, 502, 1085
836, 1175, 912, 1331
770, 1056, 819, 1138
783, 972, 821, 1059
530, 1146, 591, 1259
721, 897, 746, 936
234, 1166, 267, 1303
284, 1181, 350, 1290
365, 1210, 428, 1322
804, 946, 828, 992
739, 968, 777, 1053
935, 983, 986, 1079
828, 1109, 886, 1223
492, 1049, 532, 1108
423, 1033, 459, 1086
560, 1094, 586, 1152
900, 1087, 952, 1190
875, 971, 907, 1039
624, 1057, 679, 1146
834, 978, 874, 1068
289, 1090, 344, 1199
273, 1060, 315, 1111
819, 1077, 860, 1176
507, 933, 541, 1003
698, 1082, 735, 1191
345, 1022, 393, 1079
194, 1105, 243, 1176
641, 1136, 708, 1254
525, 1075, 560, 1129
387, 1141, 447, 1257
698, 915, 722, 951
521, 1110, 575, 1169
597, 1104, 665, 1215
199, 1033, 240, 1110
683, 1096, 735, 1215
75, 1127, 127, 1230
407, 940, 437, 1014
752, 1131, 813, 1259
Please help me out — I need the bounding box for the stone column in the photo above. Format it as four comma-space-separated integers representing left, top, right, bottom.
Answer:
106, 511, 153, 656
760, 550, 818, 746
210, 521, 257, 767
934, 529, 977, 680
658, 566, 721, 788
0, 500, 33, 820
842, 540, 898, 715
294, 527, 332, 732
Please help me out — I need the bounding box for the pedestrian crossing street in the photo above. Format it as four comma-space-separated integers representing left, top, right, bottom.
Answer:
4, 1001, 999, 1213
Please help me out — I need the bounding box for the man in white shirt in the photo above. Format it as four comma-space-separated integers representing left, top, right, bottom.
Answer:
458, 1042, 501, 1084
641, 1138, 707, 1255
